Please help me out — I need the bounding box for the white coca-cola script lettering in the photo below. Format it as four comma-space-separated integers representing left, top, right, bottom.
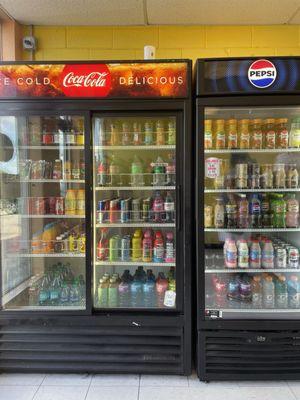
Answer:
63, 72, 108, 88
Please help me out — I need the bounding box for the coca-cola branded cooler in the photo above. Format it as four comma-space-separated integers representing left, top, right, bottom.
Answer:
0, 60, 192, 374
196, 57, 300, 381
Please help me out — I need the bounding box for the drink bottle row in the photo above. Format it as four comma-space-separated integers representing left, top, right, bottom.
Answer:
97, 191, 175, 224
23, 116, 84, 146
31, 222, 85, 254
205, 161, 299, 190
28, 262, 85, 306
205, 193, 299, 229
96, 266, 176, 308
17, 191, 85, 216
207, 272, 300, 309
204, 117, 300, 150
18, 159, 85, 180
96, 154, 175, 186
222, 236, 299, 270
97, 229, 175, 263
97, 120, 176, 146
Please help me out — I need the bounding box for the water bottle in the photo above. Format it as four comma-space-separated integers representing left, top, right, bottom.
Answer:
288, 275, 300, 308
69, 278, 81, 304
262, 275, 275, 309
143, 270, 156, 308
60, 282, 70, 304
39, 274, 50, 305
118, 276, 131, 308
275, 275, 288, 309
131, 276, 143, 308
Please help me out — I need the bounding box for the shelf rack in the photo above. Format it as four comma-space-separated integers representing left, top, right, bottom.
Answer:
205, 228, 300, 232
205, 268, 300, 273
204, 148, 300, 154
95, 186, 175, 191
96, 222, 175, 228
95, 145, 175, 150
95, 261, 176, 267
19, 145, 84, 150
205, 188, 300, 193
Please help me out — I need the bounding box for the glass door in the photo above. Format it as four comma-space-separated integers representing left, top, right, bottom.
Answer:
93, 114, 177, 310
0, 114, 86, 311
203, 106, 300, 319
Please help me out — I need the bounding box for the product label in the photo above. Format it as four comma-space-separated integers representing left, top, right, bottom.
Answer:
164, 202, 175, 211
164, 290, 176, 307
205, 158, 220, 179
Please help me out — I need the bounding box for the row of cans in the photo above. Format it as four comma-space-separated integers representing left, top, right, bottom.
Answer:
97, 198, 152, 223
273, 238, 299, 269
18, 197, 65, 215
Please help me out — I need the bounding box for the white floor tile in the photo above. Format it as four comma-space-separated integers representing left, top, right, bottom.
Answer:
86, 386, 138, 400
0, 373, 45, 386
91, 374, 139, 386
140, 374, 188, 387
0, 385, 38, 400
42, 374, 91, 386
33, 385, 88, 400
287, 385, 300, 399
237, 387, 296, 400
238, 380, 288, 387
287, 381, 300, 386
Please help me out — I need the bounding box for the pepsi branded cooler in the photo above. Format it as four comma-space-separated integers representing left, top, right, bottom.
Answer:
0, 60, 192, 374
196, 57, 300, 381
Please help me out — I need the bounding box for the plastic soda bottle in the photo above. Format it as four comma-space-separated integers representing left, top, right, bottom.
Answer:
165, 232, 175, 263
109, 154, 120, 186
152, 156, 166, 186
153, 231, 165, 263
142, 230, 153, 262
251, 275, 263, 308
130, 155, 144, 186
152, 191, 164, 222
288, 275, 300, 308
133, 122, 143, 145
132, 229, 142, 261
97, 229, 108, 261
121, 122, 131, 146
239, 275, 252, 303
97, 156, 108, 186
286, 193, 299, 228
275, 275, 288, 309
249, 194, 261, 228
164, 191, 175, 222
110, 123, 119, 146
166, 153, 176, 186
143, 270, 156, 308
237, 194, 249, 229
263, 275, 275, 309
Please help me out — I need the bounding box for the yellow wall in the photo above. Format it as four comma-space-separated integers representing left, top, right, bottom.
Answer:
22, 25, 300, 62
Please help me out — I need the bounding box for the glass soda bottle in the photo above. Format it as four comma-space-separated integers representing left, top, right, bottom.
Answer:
164, 191, 175, 222
110, 123, 119, 146
204, 119, 213, 149
263, 118, 276, 149
237, 194, 249, 229
238, 119, 250, 149
215, 119, 226, 149
250, 119, 263, 149
226, 119, 238, 149
276, 118, 289, 149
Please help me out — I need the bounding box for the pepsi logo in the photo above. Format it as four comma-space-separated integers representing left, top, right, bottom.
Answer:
248, 59, 277, 88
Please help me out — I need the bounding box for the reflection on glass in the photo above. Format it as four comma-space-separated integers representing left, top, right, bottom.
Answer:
204, 107, 300, 318
0, 115, 86, 310
93, 115, 177, 309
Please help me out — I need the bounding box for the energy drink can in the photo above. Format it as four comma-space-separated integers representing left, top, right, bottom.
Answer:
109, 199, 120, 223
109, 235, 121, 261
132, 198, 141, 221
142, 198, 151, 222
97, 200, 109, 223
120, 198, 131, 223
121, 235, 131, 261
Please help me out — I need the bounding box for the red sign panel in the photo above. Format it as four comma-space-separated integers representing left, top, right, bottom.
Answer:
0, 62, 188, 98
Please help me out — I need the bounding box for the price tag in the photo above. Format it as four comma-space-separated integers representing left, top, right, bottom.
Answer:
164, 290, 176, 308
205, 157, 220, 179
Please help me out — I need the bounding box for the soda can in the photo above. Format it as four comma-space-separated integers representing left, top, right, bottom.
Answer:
109, 199, 120, 223
142, 198, 151, 222
97, 200, 108, 223
48, 197, 56, 214
132, 198, 141, 221
288, 247, 299, 268
121, 235, 131, 261
120, 198, 131, 223
32, 197, 45, 215
276, 247, 287, 268
55, 197, 65, 215
109, 235, 120, 261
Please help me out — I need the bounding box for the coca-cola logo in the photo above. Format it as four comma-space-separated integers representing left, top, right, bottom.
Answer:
60, 64, 111, 97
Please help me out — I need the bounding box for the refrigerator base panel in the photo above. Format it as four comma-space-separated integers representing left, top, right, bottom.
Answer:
197, 329, 300, 381
0, 315, 189, 375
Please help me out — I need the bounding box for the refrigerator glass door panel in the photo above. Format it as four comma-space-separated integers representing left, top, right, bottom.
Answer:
0, 114, 86, 311
93, 114, 177, 310
203, 106, 300, 319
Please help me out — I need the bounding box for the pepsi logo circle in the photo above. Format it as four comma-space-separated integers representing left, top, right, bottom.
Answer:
248, 59, 277, 88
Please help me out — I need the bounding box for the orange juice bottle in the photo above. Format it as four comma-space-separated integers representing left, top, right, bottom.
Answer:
65, 189, 76, 215
204, 119, 213, 149
226, 119, 238, 149
238, 119, 250, 149
215, 119, 225, 149
76, 189, 85, 215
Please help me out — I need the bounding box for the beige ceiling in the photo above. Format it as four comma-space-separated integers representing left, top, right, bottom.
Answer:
1, 0, 300, 25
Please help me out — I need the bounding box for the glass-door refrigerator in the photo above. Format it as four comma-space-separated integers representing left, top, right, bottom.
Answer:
196, 57, 300, 381
0, 60, 192, 374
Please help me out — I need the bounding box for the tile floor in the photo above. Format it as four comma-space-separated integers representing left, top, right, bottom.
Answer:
0, 373, 300, 400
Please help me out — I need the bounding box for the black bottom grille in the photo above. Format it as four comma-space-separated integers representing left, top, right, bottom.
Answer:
198, 329, 300, 380
0, 318, 184, 374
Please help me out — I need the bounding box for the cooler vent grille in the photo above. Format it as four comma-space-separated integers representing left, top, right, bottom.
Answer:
0, 319, 183, 374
